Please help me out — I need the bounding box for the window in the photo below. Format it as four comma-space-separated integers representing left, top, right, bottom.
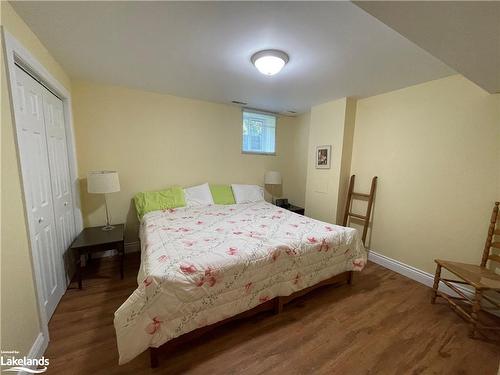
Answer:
242, 110, 276, 154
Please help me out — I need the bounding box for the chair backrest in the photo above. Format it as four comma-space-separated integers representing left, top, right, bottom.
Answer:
480, 201, 500, 267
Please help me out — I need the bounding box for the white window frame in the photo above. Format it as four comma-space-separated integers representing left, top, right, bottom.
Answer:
241, 109, 277, 156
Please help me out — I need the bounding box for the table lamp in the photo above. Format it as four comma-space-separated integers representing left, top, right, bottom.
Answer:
264, 171, 282, 204
87, 171, 120, 231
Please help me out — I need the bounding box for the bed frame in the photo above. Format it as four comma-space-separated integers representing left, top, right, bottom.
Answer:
149, 270, 354, 368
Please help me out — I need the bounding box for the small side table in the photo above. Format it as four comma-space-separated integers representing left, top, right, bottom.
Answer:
287, 204, 305, 215
280, 204, 305, 215
70, 224, 125, 289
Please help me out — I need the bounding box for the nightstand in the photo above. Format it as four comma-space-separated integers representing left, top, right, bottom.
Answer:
70, 224, 125, 289
284, 204, 305, 216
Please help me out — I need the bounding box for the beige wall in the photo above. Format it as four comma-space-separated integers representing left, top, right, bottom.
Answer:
1, 1, 72, 357
304, 97, 356, 224
305, 98, 346, 223
350, 75, 500, 275
336, 98, 356, 224
72, 80, 309, 242
285, 111, 310, 207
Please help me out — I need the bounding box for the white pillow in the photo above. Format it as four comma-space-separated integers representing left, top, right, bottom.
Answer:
183, 183, 214, 207
231, 184, 264, 204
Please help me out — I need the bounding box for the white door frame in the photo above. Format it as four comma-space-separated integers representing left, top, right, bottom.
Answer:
2, 28, 83, 352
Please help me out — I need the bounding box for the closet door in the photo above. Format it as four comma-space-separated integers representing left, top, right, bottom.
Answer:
14, 65, 65, 319
42, 89, 76, 283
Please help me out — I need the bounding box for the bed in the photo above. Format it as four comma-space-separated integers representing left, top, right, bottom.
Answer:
114, 201, 367, 365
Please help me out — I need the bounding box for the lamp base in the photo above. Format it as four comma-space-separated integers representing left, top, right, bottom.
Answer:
102, 225, 115, 231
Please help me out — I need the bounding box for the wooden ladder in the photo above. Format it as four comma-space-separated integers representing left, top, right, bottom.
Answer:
342, 175, 378, 246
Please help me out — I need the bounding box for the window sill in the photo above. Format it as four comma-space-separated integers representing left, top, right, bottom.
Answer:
242, 151, 276, 156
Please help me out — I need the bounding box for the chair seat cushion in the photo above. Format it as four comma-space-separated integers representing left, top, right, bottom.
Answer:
435, 259, 500, 290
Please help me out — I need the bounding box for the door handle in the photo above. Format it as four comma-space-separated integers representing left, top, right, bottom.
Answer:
64, 202, 68, 206
37, 217, 44, 224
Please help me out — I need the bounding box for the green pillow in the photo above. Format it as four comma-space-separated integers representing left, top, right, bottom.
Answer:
134, 186, 185, 219
210, 184, 236, 205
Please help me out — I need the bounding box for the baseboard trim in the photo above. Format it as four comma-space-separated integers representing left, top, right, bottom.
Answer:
16, 332, 48, 375
368, 250, 500, 316
368, 250, 474, 297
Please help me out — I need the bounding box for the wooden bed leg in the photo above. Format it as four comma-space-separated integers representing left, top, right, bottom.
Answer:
150, 347, 159, 368
274, 297, 284, 314
347, 271, 354, 285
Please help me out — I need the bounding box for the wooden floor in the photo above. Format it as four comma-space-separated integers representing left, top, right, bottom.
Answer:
44, 253, 500, 374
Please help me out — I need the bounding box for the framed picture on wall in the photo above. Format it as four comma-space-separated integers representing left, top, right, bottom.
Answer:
316, 145, 331, 169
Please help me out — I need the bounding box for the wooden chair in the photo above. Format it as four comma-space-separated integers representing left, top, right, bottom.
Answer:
431, 202, 500, 338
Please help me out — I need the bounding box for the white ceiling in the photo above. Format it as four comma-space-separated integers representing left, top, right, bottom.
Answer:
11, 1, 455, 114
355, 1, 500, 94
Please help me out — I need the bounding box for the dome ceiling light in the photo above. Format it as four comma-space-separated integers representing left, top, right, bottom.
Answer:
251, 49, 289, 76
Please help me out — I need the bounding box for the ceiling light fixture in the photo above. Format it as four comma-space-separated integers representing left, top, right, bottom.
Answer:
251, 49, 289, 76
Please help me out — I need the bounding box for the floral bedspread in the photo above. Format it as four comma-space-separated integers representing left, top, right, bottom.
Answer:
114, 201, 366, 364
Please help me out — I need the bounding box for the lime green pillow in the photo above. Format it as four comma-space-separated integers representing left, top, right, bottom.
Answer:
210, 184, 236, 205
134, 186, 185, 219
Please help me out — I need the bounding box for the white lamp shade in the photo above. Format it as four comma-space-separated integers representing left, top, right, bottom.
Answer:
87, 171, 120, 194
264, 171, 282, 185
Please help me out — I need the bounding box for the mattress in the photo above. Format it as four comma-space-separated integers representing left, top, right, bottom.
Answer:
114, 201, 367, 364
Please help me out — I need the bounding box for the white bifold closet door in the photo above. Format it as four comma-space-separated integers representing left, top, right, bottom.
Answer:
14, 65, 75, 320
43, 85, 75, 283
